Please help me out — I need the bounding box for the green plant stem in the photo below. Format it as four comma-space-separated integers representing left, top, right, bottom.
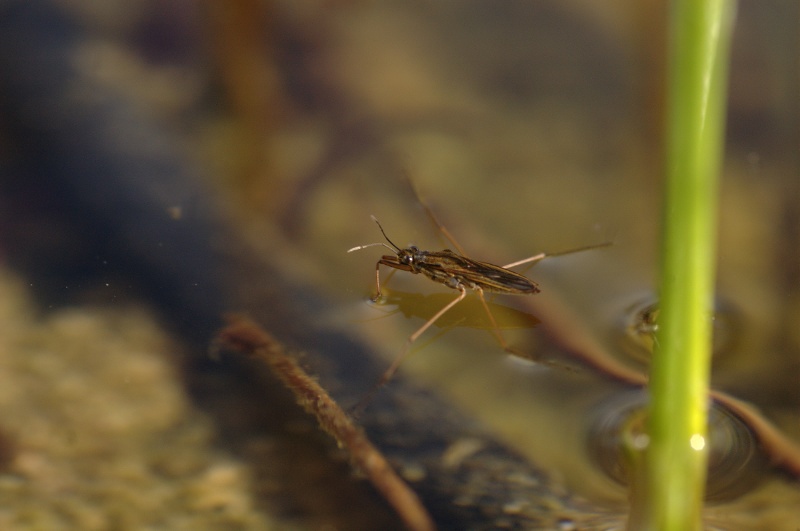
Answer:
630, 1, 736, 530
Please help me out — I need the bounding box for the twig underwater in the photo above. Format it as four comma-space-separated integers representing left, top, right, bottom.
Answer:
214, 315, 437, 531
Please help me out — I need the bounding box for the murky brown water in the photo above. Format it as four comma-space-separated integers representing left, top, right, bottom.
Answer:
1, 1, 798, 529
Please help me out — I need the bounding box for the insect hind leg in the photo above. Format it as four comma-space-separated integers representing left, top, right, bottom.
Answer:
474, 287, 529, 359
477, 288, 582, 372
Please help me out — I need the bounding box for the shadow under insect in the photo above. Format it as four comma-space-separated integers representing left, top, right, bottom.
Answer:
366, 288, 540, 335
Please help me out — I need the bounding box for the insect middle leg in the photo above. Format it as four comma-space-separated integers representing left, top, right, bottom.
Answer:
352, 285, 467, 415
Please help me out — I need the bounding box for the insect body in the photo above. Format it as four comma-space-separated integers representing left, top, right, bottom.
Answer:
386, 246, 540, 295
349, 216, 542, 300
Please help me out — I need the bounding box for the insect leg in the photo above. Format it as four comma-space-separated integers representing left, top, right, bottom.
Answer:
502, 252, 546, 269
474, 286, 529, 359
352, 285, 467, 415
406, 178, 469, 256
407, 285, 467, 345
504, 241, 613, 270
372, 260, 405, 301
372, 260, 384, 301
476, 287, 580, 370
374, 268, 398, 299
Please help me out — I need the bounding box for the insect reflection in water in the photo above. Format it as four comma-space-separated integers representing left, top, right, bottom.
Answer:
367, 288, 540, 333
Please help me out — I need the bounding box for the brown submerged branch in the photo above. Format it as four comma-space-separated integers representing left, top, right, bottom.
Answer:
215, 315, 436, 531
522, 290, 800, 479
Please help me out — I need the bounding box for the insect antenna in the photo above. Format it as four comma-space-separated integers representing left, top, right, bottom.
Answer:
369, 215, 402, 251
347, 215, 403, 254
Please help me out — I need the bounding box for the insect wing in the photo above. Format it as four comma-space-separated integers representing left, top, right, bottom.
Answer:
427, 251, 538, 294
460, 258, 539, 294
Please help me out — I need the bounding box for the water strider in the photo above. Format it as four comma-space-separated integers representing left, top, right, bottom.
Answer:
348, 197, 609, 412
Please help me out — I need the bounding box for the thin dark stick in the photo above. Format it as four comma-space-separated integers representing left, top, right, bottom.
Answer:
215, 316, 436, 531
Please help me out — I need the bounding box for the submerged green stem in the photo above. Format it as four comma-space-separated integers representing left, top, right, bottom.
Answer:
630, 1, 736, 530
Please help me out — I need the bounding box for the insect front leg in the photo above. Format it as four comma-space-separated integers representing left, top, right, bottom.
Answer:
371, 260, 383, 302
373, 257, 412, 302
